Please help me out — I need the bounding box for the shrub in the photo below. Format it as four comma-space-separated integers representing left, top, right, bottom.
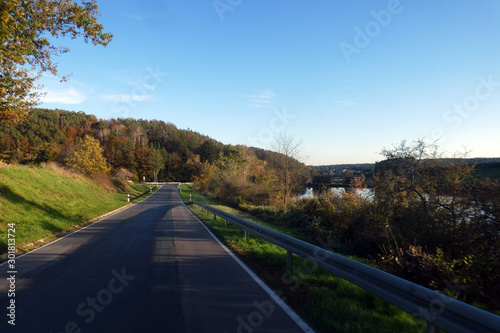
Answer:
112, 177, 128, 192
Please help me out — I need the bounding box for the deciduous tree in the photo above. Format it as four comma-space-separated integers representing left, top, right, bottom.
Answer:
271, 133, 307, 211
148, 148, 167, 182
0, 0, 112, 123
67, 135, 108, 175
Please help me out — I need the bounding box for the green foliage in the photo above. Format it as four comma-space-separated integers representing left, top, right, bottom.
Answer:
148, 147, 167, 182
197, 139, 221, 163
179, 185, 424, 333
195, 139, 500, 312
0, 109, 213, 181
67, 135, 109, 175
282, 140, 500, 311
35, 142, 60, 163
0, 163, 153, 254
0, 0, 112, 123
111, 177, 127, 192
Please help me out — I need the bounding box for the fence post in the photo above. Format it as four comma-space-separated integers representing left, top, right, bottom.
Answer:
287, 250, 293, 267
214, 213, 217, 221
224, 219, 228, 228
244, 230, 248, 241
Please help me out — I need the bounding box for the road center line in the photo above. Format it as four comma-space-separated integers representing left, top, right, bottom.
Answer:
126, 234, 139, 250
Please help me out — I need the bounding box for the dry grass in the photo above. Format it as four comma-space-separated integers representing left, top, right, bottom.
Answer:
40, 162, 86, 182
89, 172, 118, 193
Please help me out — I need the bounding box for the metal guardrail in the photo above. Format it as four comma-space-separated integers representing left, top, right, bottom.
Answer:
191, 201, 500, 333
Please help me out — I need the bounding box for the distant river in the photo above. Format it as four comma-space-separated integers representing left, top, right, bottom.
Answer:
298, 187, 374, 200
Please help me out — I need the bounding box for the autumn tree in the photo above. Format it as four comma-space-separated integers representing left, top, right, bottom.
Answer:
148, 148, 167, 182
0, 0, 112, 123
67, 135, 109, 175
373, 140, 479, 254
135, 146, 152, 181
271, 133, 308, 211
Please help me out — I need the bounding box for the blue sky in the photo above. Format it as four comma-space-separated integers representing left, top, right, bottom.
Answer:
38, 0, 500, 165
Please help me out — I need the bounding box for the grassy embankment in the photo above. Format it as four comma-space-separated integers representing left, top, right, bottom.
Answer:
0, 163, 156, 254
178, 184, 427, 333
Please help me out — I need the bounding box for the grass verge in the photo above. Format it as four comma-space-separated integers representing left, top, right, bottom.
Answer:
179, 184, 427, 333
0, 164, 156, 255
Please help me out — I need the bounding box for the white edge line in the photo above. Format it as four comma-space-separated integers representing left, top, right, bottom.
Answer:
177, 188, 316, 333
0, 185, 163, 267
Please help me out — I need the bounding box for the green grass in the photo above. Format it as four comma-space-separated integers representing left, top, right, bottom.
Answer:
179, 184, 304, 239
178, 184, 427, 333
0, 164, 156, 254
473, 168, 500, 180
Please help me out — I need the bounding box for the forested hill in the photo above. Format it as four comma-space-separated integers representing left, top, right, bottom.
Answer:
0, 108, 251, 181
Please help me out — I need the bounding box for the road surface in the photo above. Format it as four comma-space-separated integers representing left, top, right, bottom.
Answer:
0, 185, 311, 332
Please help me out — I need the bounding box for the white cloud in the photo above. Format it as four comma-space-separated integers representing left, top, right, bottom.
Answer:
101, 94, 153, 103
41, 86, 87, 105
38, 75, 91, 105
247, 89, 276, 109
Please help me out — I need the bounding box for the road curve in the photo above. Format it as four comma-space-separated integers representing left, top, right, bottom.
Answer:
0, 185, 310, 332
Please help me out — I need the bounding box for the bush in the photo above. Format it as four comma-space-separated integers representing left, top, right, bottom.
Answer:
89, 173, 116, 193
112, 177, 127, 192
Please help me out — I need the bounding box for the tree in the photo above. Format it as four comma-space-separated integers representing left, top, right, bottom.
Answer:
374, 140, 477, 253
198, 139, 220, 163
135, 146, 152, 181
0, 0, 112, 123
271, 132, 307, 211
67, 135, 109, 175
148, 148, 167, 182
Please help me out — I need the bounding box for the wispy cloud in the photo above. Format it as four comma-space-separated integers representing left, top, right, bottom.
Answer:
121, 1, 172, 22
246, 89, 276, 109
335, 99, 355, 107
101, 94, 153, 103
38, 74, 93, 105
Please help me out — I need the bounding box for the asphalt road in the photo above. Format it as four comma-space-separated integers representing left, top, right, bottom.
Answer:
0, 185, 311, 332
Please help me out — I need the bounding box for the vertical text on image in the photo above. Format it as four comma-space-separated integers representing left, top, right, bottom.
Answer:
6, 223, 17, 326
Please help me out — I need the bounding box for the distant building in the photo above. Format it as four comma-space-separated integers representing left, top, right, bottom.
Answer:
113, 168, 135, 183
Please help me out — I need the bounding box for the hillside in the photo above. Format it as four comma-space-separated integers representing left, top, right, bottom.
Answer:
0, 108, 304, 184
0, 163, 151, 254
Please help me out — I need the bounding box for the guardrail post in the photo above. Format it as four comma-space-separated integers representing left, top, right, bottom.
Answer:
244, 230, 248, 241
214, 213, 217, 221
287, 250, 293, 267
224, 219, 228, 228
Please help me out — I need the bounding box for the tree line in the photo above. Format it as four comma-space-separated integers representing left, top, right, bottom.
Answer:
0, 108, 212, 181
217, 140, 500, 312
0, 109, 310, 197
2, 108, 499, 311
